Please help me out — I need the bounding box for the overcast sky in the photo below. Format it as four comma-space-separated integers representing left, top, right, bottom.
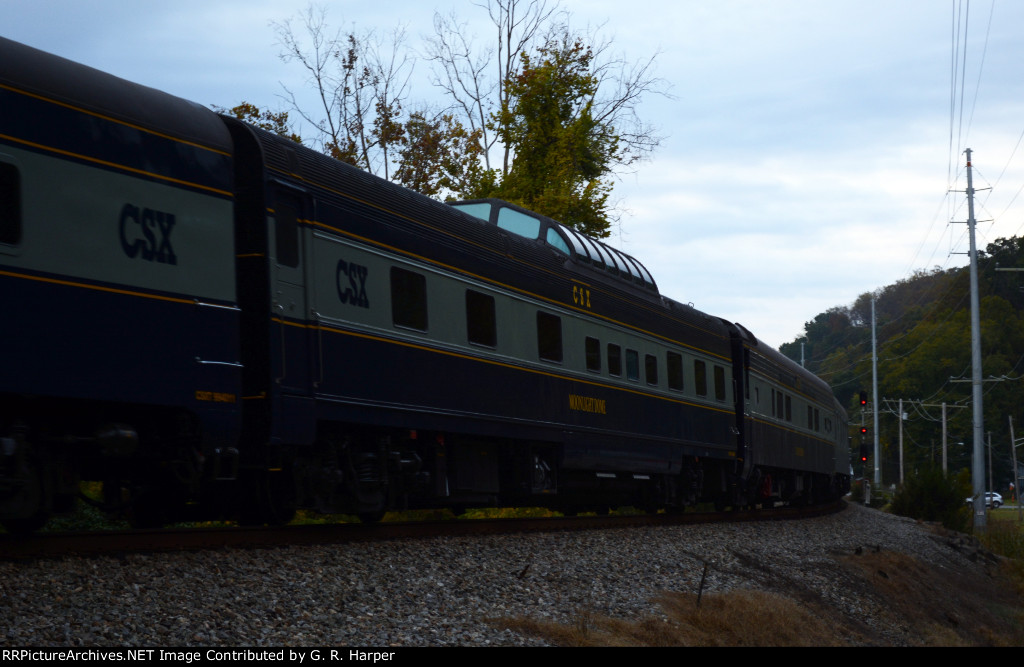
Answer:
7, 0, 1024, 348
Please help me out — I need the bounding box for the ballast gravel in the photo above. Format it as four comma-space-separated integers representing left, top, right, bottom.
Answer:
0, 504, 1000, 646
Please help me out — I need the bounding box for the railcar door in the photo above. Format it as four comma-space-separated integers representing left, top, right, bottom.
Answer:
268, 185, 316, 443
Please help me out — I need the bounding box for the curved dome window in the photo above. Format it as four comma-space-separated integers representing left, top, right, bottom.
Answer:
496, 207, 541, 239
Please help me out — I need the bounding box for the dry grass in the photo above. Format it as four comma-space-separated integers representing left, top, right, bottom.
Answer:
500, 589, 846, 646
496, 547, 1024, 646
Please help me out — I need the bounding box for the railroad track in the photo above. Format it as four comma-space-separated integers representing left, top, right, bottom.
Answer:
0, 501, 844, 561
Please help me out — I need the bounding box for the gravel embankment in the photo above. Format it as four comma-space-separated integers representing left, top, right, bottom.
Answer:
0, 504, 1000, 646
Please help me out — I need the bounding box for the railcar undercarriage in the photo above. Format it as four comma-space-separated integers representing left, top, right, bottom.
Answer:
2, 400, 848, 533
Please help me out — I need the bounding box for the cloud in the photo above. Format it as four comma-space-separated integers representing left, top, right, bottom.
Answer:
6, 0, 1024, 350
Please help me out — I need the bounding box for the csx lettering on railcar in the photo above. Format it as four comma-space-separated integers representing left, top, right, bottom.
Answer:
336, 258, 370, 308
118, 203, 177, 265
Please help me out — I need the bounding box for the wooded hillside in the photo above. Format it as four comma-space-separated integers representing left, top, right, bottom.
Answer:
780, 236, 1024, 490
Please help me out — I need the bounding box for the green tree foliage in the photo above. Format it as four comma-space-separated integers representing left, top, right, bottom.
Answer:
781, 238, 1024, 491
394, 112, 487, 199
890, 467, 971, 532
265, 1, 664, 236
216, 102, 303, 144
482, 36, 621, 236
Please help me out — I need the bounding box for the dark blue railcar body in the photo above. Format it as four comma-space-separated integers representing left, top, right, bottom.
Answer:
0, 36, 848, 530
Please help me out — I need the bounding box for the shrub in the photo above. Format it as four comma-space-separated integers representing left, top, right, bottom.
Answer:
890, 466, 971, 532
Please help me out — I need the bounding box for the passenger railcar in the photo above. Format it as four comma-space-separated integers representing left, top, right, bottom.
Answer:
0, 37, 848, 532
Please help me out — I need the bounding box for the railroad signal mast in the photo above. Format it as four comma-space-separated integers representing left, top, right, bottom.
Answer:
857, 391, 871, 473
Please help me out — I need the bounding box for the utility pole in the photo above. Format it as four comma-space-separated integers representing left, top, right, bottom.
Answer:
898, 398, 904, 484
884, 398, 964, 482
942, 402, 947, 471
871, 296, 880, 486
913, 401, 969, 473
988, 431, 993, 501
965, 148, 987, 529
1010, 416, 1021, 522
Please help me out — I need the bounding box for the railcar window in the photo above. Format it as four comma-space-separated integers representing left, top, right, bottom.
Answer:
607, 344, 622, 376
775, 390, 783, 419
637, 263, 656, 287
561, 227, 592, 261
814, 408, 820, 432
536, 312, 563, 362
626, 349, 640, 381
545, 227, 571, 255
785, 395, 792, 422
694, 360, 708, 397
807, 406, 814, 429
667, 352, 683, 391
391, 267, 428, 331
0, 162, 20, 245
621, 255, 645, 283
606, 247, 630, 275
497, 208, 541, 239
274, 197, 300, 268
451, 202, 492, 221
714, 366, 726, 401
465, 290, 496, 347
645, 354, 658, 386
589, 241, 615, 273
585, 337, 601, 372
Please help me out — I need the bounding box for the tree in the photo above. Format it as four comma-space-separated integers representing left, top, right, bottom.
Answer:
215, 102, 303, 144
890, 466, 971, 532
781, 236, 1024, 487
269, 1, 666, 234
426, 0, 667, 231
426, 0, 563, 176
273, 5, 412, 178
486, 36, 620, 236
394, 111, 487, 199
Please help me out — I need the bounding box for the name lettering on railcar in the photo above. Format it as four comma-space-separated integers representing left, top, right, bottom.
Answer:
572, 285, 592, 310
119, 203, 177, 264
335, 258, 370, 308
569, 393, 607, 414
195, 390, 236, 403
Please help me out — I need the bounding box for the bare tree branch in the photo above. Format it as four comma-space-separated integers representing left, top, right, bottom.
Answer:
425, 0, 561, 175
273, 4, 414, 177
268, 0, 668, 229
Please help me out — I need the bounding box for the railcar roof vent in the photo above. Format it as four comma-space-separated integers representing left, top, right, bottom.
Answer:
450, 198, 657, 292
